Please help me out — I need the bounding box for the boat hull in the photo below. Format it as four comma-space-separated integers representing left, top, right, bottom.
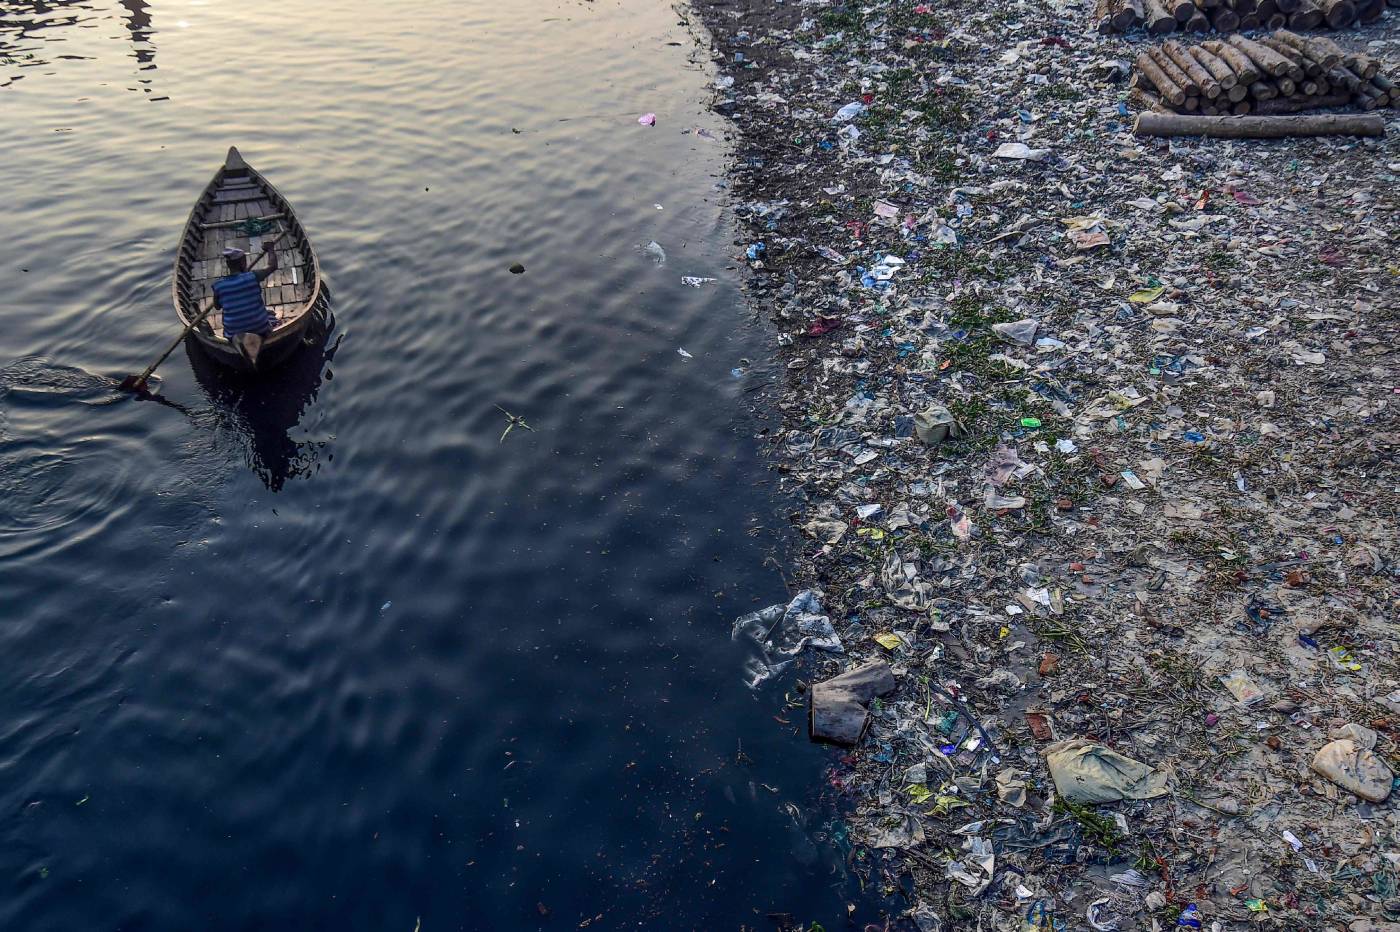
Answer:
171, 147, 323, 375
187, 310, 314, 371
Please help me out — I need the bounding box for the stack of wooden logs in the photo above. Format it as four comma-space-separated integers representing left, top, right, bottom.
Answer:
1096, 0, 1394, 34
1129, 31, 1396, 115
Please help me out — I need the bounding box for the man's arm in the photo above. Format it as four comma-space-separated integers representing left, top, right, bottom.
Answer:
252, 241, 280, 283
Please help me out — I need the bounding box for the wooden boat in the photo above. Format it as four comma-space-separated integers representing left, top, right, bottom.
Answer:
172, 146, 322, 371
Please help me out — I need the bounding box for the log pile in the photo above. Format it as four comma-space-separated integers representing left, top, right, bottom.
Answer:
1129, 31, 1397, 116
1096, 0, 1393, 34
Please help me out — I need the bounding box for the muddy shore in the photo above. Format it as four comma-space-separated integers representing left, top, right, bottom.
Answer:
689, 0, 1400, 928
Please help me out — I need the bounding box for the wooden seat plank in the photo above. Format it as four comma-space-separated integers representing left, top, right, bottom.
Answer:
200, 211, 283, 230
213, 190, 273, 204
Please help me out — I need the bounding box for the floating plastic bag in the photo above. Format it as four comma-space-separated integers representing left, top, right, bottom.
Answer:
1043, 738, 1170, 804
731, 590, 843, 689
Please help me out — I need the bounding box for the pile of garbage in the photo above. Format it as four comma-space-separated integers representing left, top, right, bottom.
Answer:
692, 0, 1399, 927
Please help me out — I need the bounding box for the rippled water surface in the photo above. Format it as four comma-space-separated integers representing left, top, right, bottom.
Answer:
0, 2, 874, 928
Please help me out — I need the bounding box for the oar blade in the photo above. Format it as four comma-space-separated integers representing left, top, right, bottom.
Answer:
117, 373, 162, 394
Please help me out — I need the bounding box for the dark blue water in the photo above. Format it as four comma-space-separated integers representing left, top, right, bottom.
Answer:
0, 1, 880, 928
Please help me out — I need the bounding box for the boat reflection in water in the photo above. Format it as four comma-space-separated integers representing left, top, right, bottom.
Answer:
184, 298, 338, 492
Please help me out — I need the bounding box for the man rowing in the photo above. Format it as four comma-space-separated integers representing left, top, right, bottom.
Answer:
212, 242, 279, 365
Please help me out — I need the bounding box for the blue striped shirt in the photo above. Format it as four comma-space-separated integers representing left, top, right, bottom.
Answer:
212, 272, 273, 338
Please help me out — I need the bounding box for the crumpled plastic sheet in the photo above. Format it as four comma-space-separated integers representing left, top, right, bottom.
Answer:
869, 810, 925, 849
881, 552, 935, 612
944, 833, 995, 894
985, 444, 1028, 487
731, 589, 843, 689
911, 904, 943, 932
1086, 899, 1121, 931
1043, 738, 1171, 804
992, 317, 1039, 346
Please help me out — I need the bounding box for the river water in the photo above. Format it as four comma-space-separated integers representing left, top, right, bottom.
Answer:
0, 1, 877, 929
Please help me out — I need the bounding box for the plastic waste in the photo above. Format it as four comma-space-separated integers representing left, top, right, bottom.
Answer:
1327, 645, 1363, 672
1020, 900, 1060, 931
914, 404, 958, 445
986, 491, 1027, 510
832, 101, 866, 122
995, 769, 1028, 807
731, 590, 843, 689
869, 810, 924, 848
644, 241, 666, 265
861, 254, 904, 289
1086, 899, 1120, 931
944, 834, 995, 894
1311, 731, 1393, 802
992, 318, 1039, 345
993, 142, 1050, 160
1043, 738, 1170, 804
637, 112, 656, 126
1219, 669, 1266, 706
692, 0, 1400, 924
911, 904, 943, 932
1175, 904, 1202, 929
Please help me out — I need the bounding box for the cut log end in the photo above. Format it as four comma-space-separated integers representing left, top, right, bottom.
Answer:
1322, 0, 1358, 25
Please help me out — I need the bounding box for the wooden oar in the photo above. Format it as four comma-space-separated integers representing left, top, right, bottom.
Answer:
120, 231, 289, 393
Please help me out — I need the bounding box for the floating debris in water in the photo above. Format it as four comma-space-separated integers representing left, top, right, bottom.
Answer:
493, 404, 536, 443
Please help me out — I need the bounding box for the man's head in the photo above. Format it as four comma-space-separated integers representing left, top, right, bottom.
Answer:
223, 247, 247, 274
